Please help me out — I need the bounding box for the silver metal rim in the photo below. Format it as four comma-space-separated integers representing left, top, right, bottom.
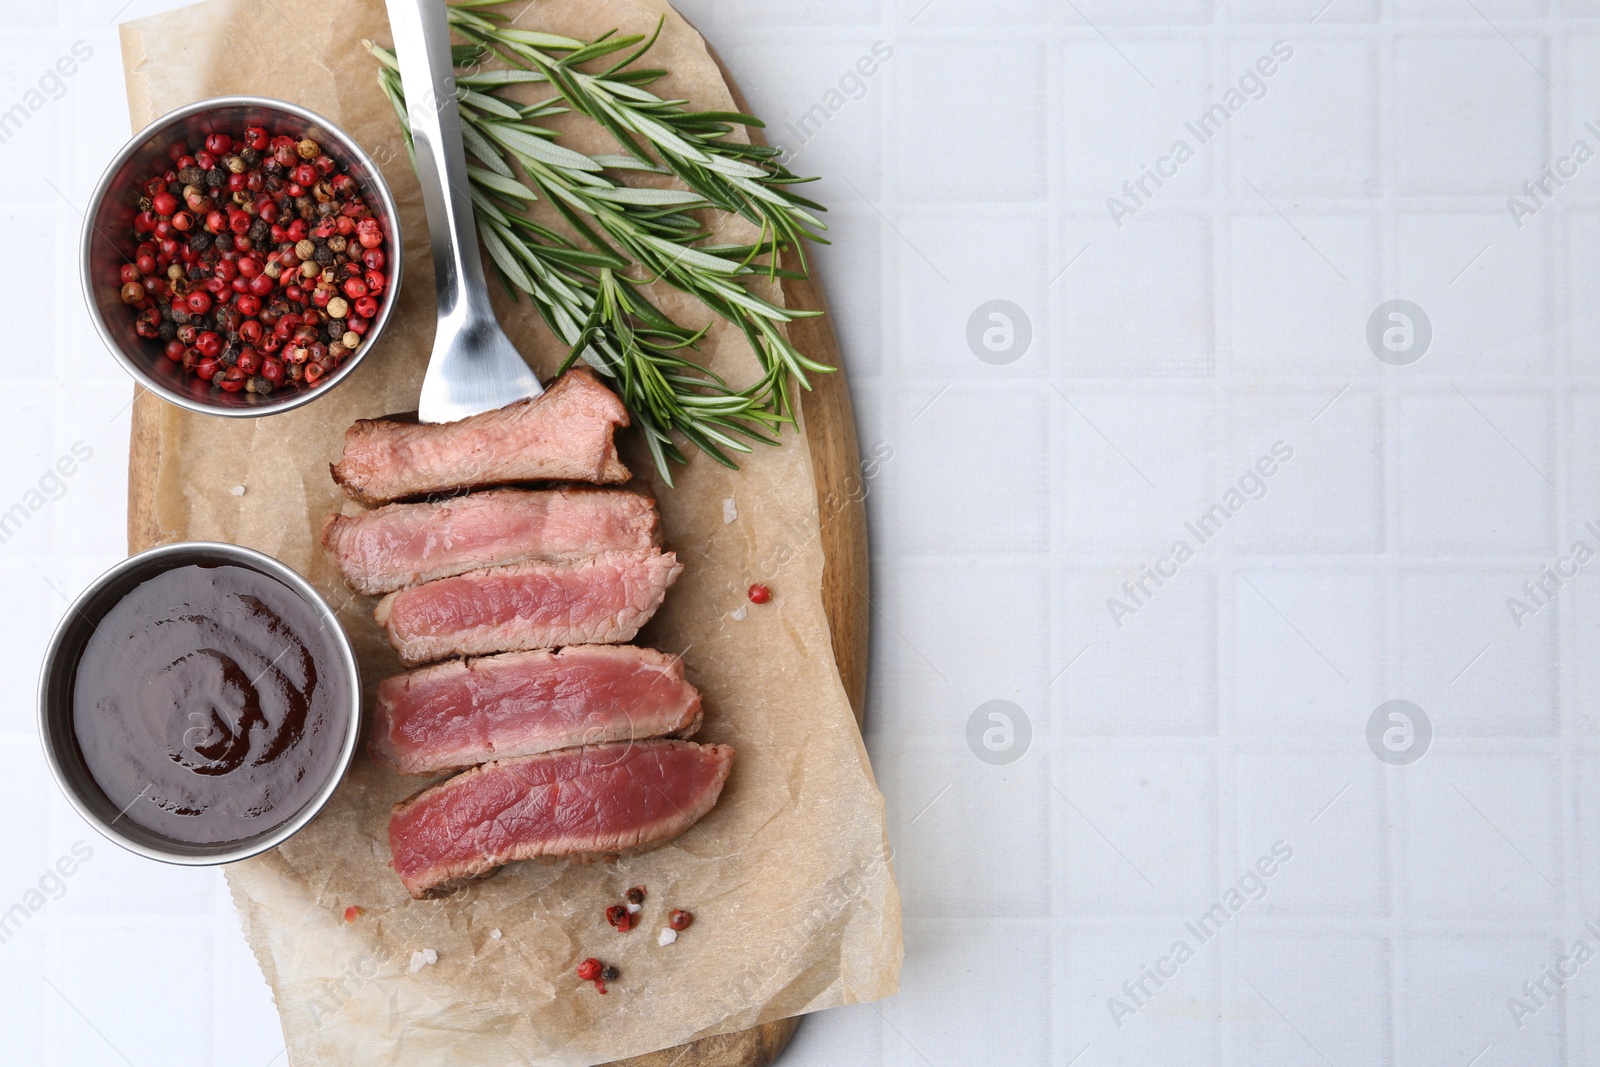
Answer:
37, 541, 363, 865
79, 95, 404, 418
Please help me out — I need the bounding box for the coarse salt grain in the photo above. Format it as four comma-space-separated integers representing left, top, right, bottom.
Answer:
658, 927, 677, 946
230, 485, 246, 497
626, 902, 641, 914
408, 948, 437, 973
490, 929, 502, 940
731, 605, 747, 622
722, 497, 737, 524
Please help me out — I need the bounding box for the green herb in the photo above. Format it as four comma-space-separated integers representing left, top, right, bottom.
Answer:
365, 3, 831, 485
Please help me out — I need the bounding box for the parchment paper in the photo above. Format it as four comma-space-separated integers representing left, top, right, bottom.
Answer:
117, 2, 901, 1063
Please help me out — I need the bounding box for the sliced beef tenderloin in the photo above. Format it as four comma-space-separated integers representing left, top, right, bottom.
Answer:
388, 739, 734, 898
370, 645, 701, 776
373, 548, 682, 666
322, 487, 660, 596
330, 368, 629, 505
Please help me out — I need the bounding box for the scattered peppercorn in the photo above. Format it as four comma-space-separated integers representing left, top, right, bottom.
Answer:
605, 904, 636, 932
343, 905, 363, 922
115, 128, 387, 397
668, 909, 694, 931
626, 886, 646, 906
748, 584, 771, 604
576, 957, 614, 993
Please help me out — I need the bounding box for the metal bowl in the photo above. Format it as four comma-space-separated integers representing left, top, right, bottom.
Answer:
38, 542, 362, 865
81, 96, 403, 416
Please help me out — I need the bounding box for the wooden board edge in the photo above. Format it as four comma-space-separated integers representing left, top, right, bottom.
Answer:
599, 38, 869, 1067
128, 386, 165, 554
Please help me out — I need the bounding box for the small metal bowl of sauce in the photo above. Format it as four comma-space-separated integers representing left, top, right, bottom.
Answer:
38, 542, 361, 864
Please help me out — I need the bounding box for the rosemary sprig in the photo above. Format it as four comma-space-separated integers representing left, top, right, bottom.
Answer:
364, 7, 831, 485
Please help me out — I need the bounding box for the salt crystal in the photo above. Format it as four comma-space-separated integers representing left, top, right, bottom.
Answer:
722, 497, 737, 524
658, 927, 677, 946
626, 902, 641, 914
731, 605, 747, 622
229, 485, 246, 497
408, 948, 437, 973
490, 929, 502, 940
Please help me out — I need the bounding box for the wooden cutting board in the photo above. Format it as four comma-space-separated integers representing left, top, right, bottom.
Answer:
125, 49, 869, 1067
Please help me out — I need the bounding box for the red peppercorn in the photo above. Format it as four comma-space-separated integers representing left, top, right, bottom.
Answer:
218, 365, 248, 393
194, 150, 216, 171
303, 361, 325, 385
185, 290, 212, 316
204, 132, 232, 155
668, 909, 694, 931
236, 347, 261, 375
195, 331, 222, 359
194, 356, 219, 381
163, 339, 185, 362
576, 958, 602, 981
292, 163, 317, 187
605, 904, 635, 931
135, 253, 158, 276
364, 269, 385, 295
354, 296, 378, 320
134, 308, 162, 339
342, 277, 369, 300
244, 126, 269, 151
261, 357, 285, 383
357, 220, 383, 249
247, 273, 274, 298
151, 192, 177, 216
748, 584, 771, 604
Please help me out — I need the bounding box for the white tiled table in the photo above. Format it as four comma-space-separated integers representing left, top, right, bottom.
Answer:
6, 1, 1597, 1064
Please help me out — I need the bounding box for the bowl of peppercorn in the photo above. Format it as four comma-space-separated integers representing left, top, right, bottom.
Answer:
81, 96, 402, 415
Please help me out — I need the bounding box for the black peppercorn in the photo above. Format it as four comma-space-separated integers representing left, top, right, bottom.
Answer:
178, 166, 203, 186
157, 321, 177, 342
248, 218, 269, 243
204, 168, 226, 189
240, 147, 260, 167
189, 232, 212, 252
599, 965, 618, 982
213, 233, 234, 252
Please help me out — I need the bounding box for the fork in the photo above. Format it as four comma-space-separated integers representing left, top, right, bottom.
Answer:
386, 0, 543, 423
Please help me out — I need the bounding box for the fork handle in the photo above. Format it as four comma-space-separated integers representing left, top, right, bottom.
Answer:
386, 0, 495, 329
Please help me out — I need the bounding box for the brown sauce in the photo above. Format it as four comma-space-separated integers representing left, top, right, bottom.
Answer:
71, 563, 349, 844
